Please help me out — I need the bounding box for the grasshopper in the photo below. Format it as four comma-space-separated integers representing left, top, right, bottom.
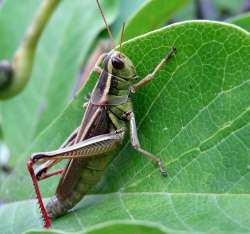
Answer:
27, 0, 176, 229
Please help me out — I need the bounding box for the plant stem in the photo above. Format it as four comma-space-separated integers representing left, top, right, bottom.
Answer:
0, 0, 61, 99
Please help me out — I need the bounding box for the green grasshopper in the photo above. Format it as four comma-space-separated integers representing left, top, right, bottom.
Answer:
27, 0, 176, 229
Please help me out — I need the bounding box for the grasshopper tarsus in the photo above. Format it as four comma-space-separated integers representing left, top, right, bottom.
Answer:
164, 47, 176, 63
158, 160, 168, 177
129, 47, 177, 92
161, 171, 168, 177
170, 46, 177, 55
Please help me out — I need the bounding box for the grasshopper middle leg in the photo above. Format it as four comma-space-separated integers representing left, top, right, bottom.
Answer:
126, 112, 167, 176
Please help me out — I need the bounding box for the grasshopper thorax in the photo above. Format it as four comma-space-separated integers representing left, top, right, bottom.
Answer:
104, 51, 136, 80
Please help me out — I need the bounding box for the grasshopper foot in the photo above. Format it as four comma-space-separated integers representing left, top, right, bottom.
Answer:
158, 160, 168, 177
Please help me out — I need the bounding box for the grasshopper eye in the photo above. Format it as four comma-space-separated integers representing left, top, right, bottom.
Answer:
111, 57, 124, 70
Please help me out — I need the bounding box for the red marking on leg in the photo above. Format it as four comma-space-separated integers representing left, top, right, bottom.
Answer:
40, 168, 64, 180
27, 160, 51, 228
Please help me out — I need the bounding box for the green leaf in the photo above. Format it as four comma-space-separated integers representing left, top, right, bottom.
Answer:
1, 20, 250, 233
0, 0, 40, 165
25, 221, 168, 234
2, 194, 250, 234
112, 0, 145, 36
227, 12, 250, 32
0, 0, 40, 59
0, 0, 118, 165
124, 0, 191, 40
173, 2, 195, 22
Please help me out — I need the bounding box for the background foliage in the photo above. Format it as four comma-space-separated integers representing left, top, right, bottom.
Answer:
1, 0, 250, 233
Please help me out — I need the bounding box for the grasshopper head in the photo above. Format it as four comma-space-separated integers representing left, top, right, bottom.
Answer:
105, 51, 136, 80
96, 0, 136, 81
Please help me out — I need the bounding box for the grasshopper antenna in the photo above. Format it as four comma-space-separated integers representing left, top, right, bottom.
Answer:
119, 22, 125, 54
96, 0, 116, 48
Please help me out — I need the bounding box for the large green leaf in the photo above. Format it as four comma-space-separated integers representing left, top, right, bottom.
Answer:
1, 21, 250, 233
2, 194, 250, 234
228, 12, 250, 32
25, 221, 169, 234
0, 0, 41, 169
112, 0, 145, 36
124, 0, 191, 40
0, 0, 40, 59
0, 0, 118, 165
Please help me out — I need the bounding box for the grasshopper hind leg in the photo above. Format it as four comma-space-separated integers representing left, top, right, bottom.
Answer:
27, 160, 52, 228
27, 126, 79, 228
28, 129, 125, 228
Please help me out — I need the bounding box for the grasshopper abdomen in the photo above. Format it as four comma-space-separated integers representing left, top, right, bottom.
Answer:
46, 156, 112, 218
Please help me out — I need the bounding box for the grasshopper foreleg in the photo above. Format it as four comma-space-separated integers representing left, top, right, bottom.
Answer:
126, 112, 167, 177
94, 53, 107, 75
130, 47, 176, 93
79, 52, 107, 107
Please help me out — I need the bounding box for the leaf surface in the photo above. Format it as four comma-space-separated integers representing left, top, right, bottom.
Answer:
25, 220, 168, 234
1, 21, 250, 233
1, 193, 250, 234
228, 13, 250, 32
124, 0, 191, 40
112, 0, 145, 36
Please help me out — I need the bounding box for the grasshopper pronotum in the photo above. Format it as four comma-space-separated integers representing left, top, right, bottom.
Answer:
27, 0, 176, 228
